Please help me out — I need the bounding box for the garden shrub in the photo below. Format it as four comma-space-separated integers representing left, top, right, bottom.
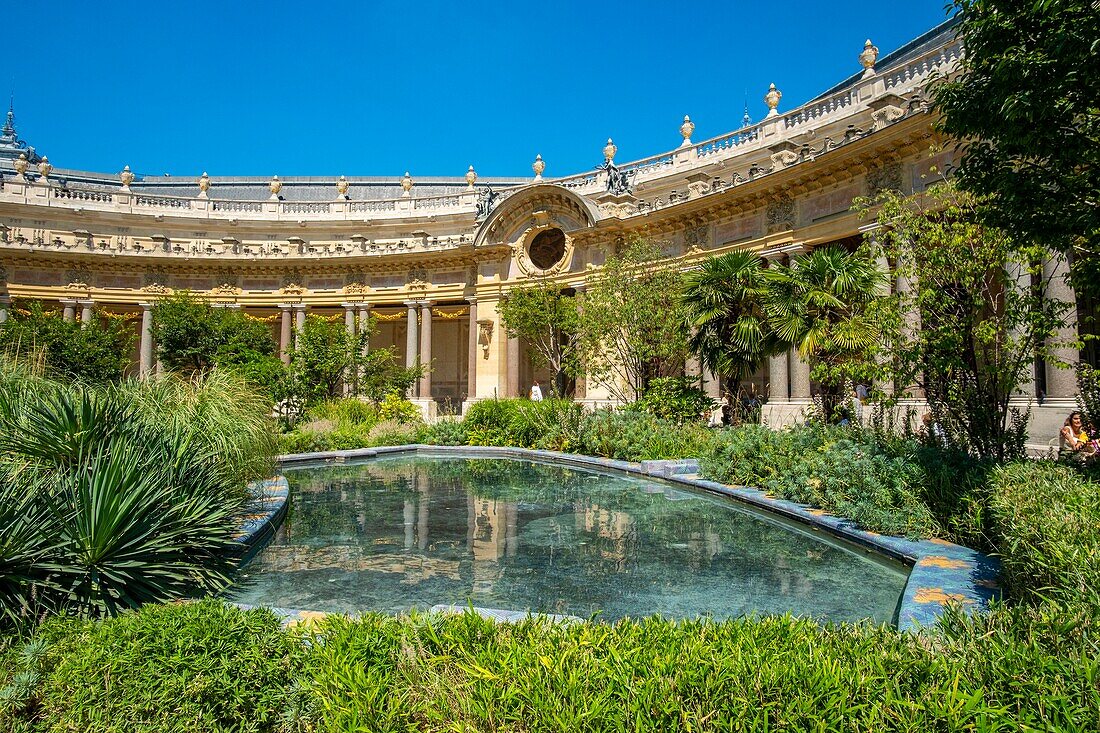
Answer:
377, 392, 421, 423
0, 600, 306, 733
578, 409, 716, 461
629, 375, 712, 424
987, 461, 1100, 610
419, 418, 467, 446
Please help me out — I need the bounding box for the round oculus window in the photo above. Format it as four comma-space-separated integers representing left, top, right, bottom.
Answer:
528, 228, 567, 270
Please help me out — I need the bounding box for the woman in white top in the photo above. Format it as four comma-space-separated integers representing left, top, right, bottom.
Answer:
529, 380, 543, 401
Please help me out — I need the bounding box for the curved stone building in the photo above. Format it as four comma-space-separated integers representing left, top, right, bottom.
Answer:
0, 19, 1080, 441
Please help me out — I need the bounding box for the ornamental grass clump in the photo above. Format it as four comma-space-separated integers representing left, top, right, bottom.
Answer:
0, 363, 277, 625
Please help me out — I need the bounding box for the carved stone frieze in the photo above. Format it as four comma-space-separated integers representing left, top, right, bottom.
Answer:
866, 163, 904, 196
765, 196, 796, 233
64, 265, 93, 288
210, 283, 243, 296
683, 224, 709, 254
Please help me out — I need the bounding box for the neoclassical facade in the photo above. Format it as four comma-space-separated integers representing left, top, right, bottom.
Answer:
0, 20, 1080, 444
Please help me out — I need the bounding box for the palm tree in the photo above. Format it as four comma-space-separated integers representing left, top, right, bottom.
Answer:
681, 251, 782, 388
764, 245, 887, 420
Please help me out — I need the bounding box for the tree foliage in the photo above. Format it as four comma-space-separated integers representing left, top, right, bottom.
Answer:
578, 239, 691, 402
765, 244, 888, 416
681, 251, 781, 382
151, 293, 279, 375
0, 302, 136, 383
933, 0, 1100, 299
862, 183, 1069, 460
499, 282, 580, 397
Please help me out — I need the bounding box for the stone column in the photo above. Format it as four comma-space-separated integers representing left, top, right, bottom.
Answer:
343, 303, 357, 396
895, 252, 924, 399
1043, 252, 1078, 401
573, 284, 586, 400
61, 299, 77, 322
789, 347, 811, 401
404, 301, 419, 397
139, 302, 154, 379
419, 301, 433, 400
278, 305, 293, 364
1008, 262, 1036, 402
293, 304, 307, 350
466, 298, 478, 400
703, 367, 721, 399
0, 295, 9, 324
79, 300, 94, 325
358, 304, 371, 354
506, 333, 520, 398
872, 241, 894, 397
768, 350, 789, 401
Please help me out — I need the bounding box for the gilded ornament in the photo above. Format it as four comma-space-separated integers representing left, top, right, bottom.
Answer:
37, 156, 52, 180
400, 171, 413, 196
12, 153, 28, 177
336, 175, 350, 198
764, 84, 782, 117
119, 165, 135, 189
465, 165, 477, 190
603, 138, 617, 163
198, 171, 211, 195
269, 175, 282, 198
679, 115, 695, 145
532, 154, 545, 180
859, 39, 879, 77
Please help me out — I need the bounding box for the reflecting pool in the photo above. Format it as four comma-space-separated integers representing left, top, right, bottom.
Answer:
230, 455, 908, 623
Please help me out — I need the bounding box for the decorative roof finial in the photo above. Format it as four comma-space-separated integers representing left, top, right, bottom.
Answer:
764, 83, 782, 117
336, 175, 350, 199
860, 39, 879, 78
197, 171, 211, 197
268, 175, 282, 199
400, 171, 413, 196
2, 94, 13, 136
679, 115, 695, 146
37, 156, 52, 181
532, 154, 545, 181
465, 165, 477, 191
119, 165, 135, 191
742, 102, 752, 128
603, 138, 617, 163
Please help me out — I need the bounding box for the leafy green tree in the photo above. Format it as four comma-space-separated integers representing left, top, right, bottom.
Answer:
0, 301, 136, 383
764, 245, 887, 419
933, 0, 1100, 277
681, 250, 781, 385
499, 282, 580, 397
151, 292, 278, 375
862, 183, 1069, 460
578, 239, 691, 402
291, 316, 369, 404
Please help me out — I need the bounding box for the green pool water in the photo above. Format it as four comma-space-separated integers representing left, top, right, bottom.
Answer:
230, 455, 908, 623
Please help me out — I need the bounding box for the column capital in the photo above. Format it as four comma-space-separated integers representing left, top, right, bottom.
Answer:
419, 300, 436, 309
465, 295, 478, 304
138, 301, 154, 310
59, 298, 79, 306
403, 300, 419, 308
292, 303, 308, 311
341, 302, 359, 309
278, 303, 295, 310
77, 298, 95, 306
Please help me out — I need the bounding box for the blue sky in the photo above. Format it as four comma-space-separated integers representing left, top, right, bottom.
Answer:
7, 1, 952, 180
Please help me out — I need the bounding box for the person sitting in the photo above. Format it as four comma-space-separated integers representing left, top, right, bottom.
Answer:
529, 380, 543, 402
1060, 411, 1097, 457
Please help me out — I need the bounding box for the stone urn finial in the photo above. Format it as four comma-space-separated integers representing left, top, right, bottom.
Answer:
197, 171, 211, 197
860, 39, 879, 78
37, 156, 52, 181
400, 171, 413, 197
119, 165, 135, 191
532, 154, 545, 181
680, 115, 695, 146
12, 153, 28, 178
764, 83, 782, 117
269, 175, 282, 199
465, 165, 477, 191
336, 175, 350, 199
603, 138, 617, 163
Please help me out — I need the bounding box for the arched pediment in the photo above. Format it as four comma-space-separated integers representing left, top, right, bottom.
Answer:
473, 184, 602, 248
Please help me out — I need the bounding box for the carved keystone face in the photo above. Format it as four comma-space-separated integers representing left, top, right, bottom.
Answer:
528, 228, 566, 270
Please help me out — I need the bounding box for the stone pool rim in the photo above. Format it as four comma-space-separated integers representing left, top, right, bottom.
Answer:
239, 444, 999, 632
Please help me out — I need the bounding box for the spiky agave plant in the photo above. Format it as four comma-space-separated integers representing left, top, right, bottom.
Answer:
0, 369, 266, 620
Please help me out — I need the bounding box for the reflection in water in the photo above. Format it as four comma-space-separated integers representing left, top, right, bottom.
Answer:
229, 457, 907, 623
